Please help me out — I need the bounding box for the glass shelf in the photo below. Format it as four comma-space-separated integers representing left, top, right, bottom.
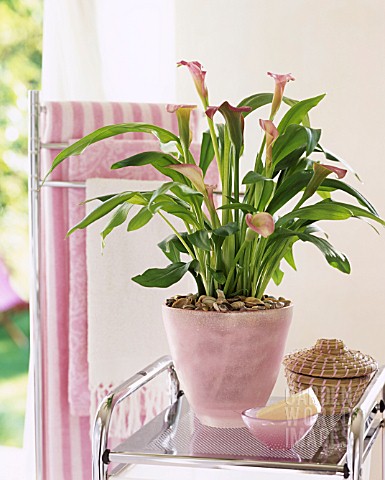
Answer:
109, 395, 351, 475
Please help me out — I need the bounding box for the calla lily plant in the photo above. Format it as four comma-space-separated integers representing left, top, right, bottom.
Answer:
45, 61, 384, 299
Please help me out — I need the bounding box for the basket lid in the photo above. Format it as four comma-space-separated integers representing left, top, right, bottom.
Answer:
283, 338, 378, 379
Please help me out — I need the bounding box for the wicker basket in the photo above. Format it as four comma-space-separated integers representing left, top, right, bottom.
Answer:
283, 339, 378, 414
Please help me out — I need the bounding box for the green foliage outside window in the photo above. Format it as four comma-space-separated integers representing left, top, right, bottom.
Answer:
0, 0, 42, 295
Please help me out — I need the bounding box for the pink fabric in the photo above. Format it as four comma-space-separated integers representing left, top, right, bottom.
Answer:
67, 139, 168, 416
39, 100, 218, 480
40, 146, 86, 480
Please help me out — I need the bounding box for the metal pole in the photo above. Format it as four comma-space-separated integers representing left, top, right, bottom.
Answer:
28, 90, 43, 480
382, 385, 385, 480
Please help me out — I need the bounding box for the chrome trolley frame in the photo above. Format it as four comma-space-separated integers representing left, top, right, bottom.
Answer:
92, 357, 385, 480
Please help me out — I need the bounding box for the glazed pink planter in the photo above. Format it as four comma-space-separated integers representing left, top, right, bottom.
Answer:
162, 304, 293, 428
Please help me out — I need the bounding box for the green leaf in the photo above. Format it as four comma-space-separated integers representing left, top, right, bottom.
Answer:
242, 171, 273, 185
304, 225, 328, 238
237, 94, 303, 118
101, 202, 132, 242
156, 201, 198, 226
237, 93, 273, 116
67, 192, 146, 235
273, 147, 307, 173
322, 201, 385, 227
268, 171, 312, 214
158, 233, 191, 263
318, 190, 331, 200
148, 181, 200, 207
44, 124, 180, 181
272, 264, 284, 285
82, 193, 116, 204
320, 179, 378, 215
277, 202, 353, 226
212, 222, 239, 237
199, 131, 215, 175
273, 228, 351, 274
284, 243, 297, 271
305, 127, 322, 155
158, 233, 188, 253
170, 183, 204, 208
111, 151, 185, 183
278, 94, 325, 133
282, 98, 310, 127
259, 180, 275, 211
207, 266, 226, 284
127, 207, 153, 231
148, 182, 173, 208
188, 229, 211, 251
132, 262, 191, 288
160, 242, 180, 263
273, 125, 321, 165
188, 260, 205, 295
298, 233, 351, 273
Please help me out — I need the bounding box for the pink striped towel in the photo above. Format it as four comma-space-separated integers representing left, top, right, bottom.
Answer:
39, 100, 218, 480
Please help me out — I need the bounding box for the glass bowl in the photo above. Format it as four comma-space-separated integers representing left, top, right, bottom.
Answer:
241, 407, 318, 450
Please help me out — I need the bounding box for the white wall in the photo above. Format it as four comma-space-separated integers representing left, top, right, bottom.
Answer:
176, 1, 385, 476
96, 0, 176, 102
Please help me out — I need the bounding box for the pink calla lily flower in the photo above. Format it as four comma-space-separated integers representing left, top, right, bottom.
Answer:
205, 105, 219, 120
267, 72, 295, 119
206, 102, 251, 153
314, 163, 347, 179
259, 119, 279, 171
259, 119, 279, 140
166, 164, 206, 194
205, 184, 217, 211
245, 212, 275, 238
299, 162, 348, 207
205, 103, 251, 120
166, 104, 197, 152
177, 61, 209, 108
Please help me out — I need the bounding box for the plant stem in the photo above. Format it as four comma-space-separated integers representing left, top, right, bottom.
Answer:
207, 117, 223, 183
222, 127, 231, 225
233, 146, 240, 242
256, 239, 290, 297
194, 246, 211, 295
254, 137, 266, 173
250, 237, 267, 297
223, 240, 248, 295
158, 212, 196, 259
242, 242, 251, 295
158, 211, 213, 292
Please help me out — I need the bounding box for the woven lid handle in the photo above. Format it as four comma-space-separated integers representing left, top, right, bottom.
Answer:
315, 338, 346, 355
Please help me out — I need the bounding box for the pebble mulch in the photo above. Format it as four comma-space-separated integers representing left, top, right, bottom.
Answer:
165, 290, 291, 312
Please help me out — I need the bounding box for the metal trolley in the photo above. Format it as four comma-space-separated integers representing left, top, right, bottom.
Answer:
93, 356, 385, 480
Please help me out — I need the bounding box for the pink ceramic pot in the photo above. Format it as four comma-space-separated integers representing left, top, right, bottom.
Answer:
162, 304, 293, 428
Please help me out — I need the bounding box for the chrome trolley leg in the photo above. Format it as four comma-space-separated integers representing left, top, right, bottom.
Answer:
28, 90, 43, 480
92, 356, 175, 480
382, 385, 385, 480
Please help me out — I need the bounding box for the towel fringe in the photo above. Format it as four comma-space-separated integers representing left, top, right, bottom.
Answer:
90, 376, 169, 442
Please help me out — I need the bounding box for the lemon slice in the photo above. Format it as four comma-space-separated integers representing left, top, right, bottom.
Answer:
255, 388, 321, 420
